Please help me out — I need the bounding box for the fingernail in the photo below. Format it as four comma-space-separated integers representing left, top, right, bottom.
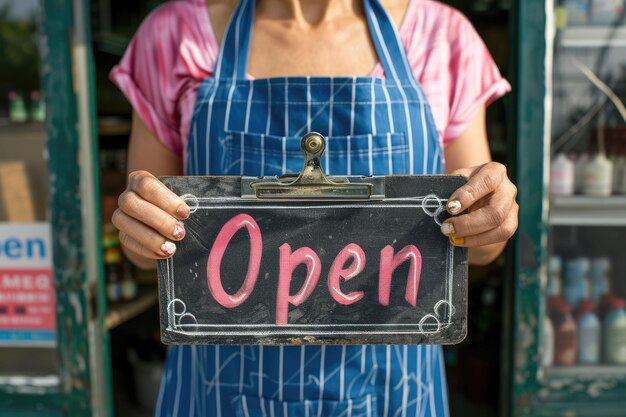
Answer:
161, 241, 176, 256
177, 205, 190, 219
449, 236, 466, 246
448, 200, 462, 214
440, 222, 455, 236
173, 223, 185, 239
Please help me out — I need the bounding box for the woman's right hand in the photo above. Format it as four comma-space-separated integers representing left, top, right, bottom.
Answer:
112, 170, 190, 261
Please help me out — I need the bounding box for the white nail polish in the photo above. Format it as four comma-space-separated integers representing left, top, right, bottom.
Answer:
161, 241, 176, 256
173, 223, 185, 239
441, 223, 455, 236
448, 200, 462, 214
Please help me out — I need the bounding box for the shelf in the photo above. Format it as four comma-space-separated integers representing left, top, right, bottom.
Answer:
105, 286, 158, 330
98, 116, 131, 137
549, 195, 626, 226
0, 121, 44, 135
544, 365, 626, 379
558, 26, 626, 48
0, 375, 60, 388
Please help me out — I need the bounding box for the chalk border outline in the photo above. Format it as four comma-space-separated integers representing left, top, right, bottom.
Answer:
164, 195, 456, 336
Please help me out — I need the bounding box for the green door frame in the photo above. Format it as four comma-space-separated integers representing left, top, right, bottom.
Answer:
509, 0, 550, 414
510, 1, 626, 416
0, 1, 111, 416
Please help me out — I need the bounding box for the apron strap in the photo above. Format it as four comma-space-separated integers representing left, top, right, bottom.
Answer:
214, 0, 254, 81
214, 0, 414, 84
364, 0, 415, 85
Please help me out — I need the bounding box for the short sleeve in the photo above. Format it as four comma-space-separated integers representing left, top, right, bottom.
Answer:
443, 10, 511, 142
109, 1, 216, 155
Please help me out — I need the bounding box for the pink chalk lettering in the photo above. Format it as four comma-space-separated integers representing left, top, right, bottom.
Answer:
378, 245, 422, 306
276, 244, 321, 325
328, 243, 366, 305
207, 214, 262, 308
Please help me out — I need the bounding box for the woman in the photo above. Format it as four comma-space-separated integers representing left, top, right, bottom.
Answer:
110, 0, 517, 415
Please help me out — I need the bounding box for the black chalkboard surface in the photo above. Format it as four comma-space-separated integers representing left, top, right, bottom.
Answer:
157, 175, 468, 345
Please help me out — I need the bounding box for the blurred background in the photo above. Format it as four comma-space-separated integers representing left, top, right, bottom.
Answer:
0, 0, 625, 416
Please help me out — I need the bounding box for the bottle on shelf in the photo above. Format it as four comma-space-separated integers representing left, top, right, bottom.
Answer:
589, 257, 611, 302
563, 258, 589, 309
589, 0, 624, 25
8, 91, 28, 123
547, 256, 562, 297
106, 263, 122, 303
582, 153, 613, 197
554, 302, 578, 366
550, 154, 575, 196
102, 216, 125, 303
555, 0, 566, 28
104, 245, 123, 303
29, 91, 45, 122
562, 0, 590, 26
121, 262, 138, 301
576, 299, 601, 365
543, 315, 555, 367
604, 298, 626, 365
102, 224, 119, 249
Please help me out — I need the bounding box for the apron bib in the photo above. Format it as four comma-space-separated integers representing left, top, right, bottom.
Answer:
157, 1, 449, 416
186, 0, 442, 177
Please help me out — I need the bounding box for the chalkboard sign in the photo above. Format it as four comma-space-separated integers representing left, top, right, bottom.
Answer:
157, 132, 467, 345
157, 172, 468, 345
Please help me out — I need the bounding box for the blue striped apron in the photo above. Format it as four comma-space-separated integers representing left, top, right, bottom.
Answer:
156, 0, 449, 416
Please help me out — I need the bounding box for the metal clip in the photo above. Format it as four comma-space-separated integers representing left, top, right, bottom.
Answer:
242, 132, 384, 200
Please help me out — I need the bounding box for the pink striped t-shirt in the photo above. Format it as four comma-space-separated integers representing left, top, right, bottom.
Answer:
110, 0, 511, 156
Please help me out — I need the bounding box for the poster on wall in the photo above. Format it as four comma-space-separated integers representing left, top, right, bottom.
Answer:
0, 223, 56, 347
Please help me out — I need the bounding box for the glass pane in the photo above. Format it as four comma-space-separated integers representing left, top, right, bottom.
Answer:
0, 0, 59, 385
545, 2, 626, 374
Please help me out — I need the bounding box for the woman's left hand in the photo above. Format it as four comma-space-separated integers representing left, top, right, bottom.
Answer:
440, 162, 518, 248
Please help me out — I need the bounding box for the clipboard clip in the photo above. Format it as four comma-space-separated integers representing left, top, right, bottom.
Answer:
242, 132, 385, 200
